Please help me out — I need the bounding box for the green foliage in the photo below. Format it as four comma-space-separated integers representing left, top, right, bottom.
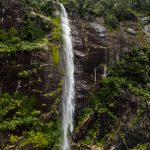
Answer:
79, 120, 100, 145
127, 84, 150, 103
24, 131, 49, 148
0, 19, 49, 52
129, 143, 149, 150
0, 28, 7, 41
17, 68, 37, 79
60, 0, 149, 28
0, 1, 53, 53
75, 108, 93, 132
90, 76, 126, 115
136, 33, 150, 48
104, 48, 150, 101
113, 2, 137, 21
20, 15, 45, 41
0, 27, 18, 42
0, 93, 61, 149
0, 37, 48, 53
51, 44, 60, 65
0, 93, 36, 130
17, 70, 30, 78
23, 0, 56, 15
109, 49, 150, 85
106, 14, 119, 28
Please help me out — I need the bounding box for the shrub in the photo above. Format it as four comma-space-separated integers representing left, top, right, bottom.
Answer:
0, 29, 7, 41
7, 27, 17, 38
0, 93, 61, 148
106, 14, 119, 28
17, 70, 30, 78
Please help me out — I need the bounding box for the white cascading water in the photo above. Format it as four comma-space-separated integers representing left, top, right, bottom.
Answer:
60, 3, 75, 150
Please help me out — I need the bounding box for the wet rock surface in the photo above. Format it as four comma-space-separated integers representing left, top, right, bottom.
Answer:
0, 0, 23, 30
71, 16, 138, 112
104, 90, 150, 150
71, 15, 150, 149
0, 49, 61, 112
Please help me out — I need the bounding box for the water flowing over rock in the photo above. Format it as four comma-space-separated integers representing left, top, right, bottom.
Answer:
60, 3, 75, 150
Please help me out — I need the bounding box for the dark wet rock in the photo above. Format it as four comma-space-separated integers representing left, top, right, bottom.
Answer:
0, 0, 23, 30
0, 49, 61, 112
124, 111, 150, 148
104, 89, 150, 150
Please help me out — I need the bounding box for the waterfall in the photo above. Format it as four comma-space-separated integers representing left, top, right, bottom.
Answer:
60, 4, 75, 150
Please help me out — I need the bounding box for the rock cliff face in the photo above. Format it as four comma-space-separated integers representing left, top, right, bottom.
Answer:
0, 48, 61, 113
0, 0, 61, 113
104, 90, 150, 150
72, 16, 138, 111
71, 15, 150, 149
0, 0, 150, 149
0, 0, 23, 30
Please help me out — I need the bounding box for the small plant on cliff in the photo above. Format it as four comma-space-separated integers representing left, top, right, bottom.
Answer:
106, 14, 119, 28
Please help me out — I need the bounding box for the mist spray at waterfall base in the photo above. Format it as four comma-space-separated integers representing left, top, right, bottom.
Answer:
59, 3, 75, 150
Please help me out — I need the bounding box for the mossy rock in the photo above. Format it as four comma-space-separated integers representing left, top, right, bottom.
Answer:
17, 70, 30, 78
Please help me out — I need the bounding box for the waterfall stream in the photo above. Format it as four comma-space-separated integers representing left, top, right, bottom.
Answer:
60, 4, 75, 150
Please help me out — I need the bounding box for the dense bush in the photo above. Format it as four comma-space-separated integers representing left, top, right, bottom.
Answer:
113, 3, 136, 21
0, 93, 61, 149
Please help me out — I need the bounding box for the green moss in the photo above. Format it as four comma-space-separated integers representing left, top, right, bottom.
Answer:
44, 80, 62, 98
17, 71, 30, 78
51, 44, 60, 65
44, 92, 55, 97
32, 89, 43, 94
37, 76, 42, 82
17, 68, 38, 79
48, 16, 61, 66
51, 17, 61, 40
